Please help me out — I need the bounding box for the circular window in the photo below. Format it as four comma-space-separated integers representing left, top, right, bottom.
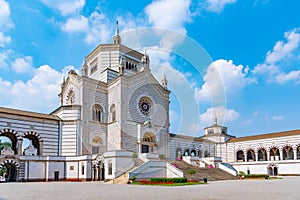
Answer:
139, 97, 152, 116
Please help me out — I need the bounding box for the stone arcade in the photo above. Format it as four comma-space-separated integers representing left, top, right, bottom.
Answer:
1, 24, 300, 182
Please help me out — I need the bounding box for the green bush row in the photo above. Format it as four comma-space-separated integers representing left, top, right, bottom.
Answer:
244, 174, 268, 178
150, 178, 187, 183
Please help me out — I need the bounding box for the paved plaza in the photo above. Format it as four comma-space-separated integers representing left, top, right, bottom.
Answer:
0, 177, 299, 200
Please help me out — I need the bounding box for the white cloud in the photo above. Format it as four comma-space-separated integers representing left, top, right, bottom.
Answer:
41, 0, 85, 16
145, 0, 192, 34
195, 59, 254, 102
11, 56, 33, 74
0, 32, 11, 47
0, 65, 75, 113
60, 11, 111, 45
266, 28, 300, 64
0, 0, 14, 29
61, 15, 89, 33
275, 70, 300, 84
272, 116, 284, 121
84, 12, 111, 45
204, 0, 236, 13
199, 106, 239, 126
253, 28, 300, 84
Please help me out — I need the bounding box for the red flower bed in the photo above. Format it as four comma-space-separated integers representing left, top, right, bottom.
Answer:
187, 180, 199, 183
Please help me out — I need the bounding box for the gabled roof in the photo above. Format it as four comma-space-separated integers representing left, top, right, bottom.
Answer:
0, 107, 60, 121
228, 129, 300, 143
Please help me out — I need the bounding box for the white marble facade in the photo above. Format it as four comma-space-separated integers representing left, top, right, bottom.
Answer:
1, 25, 300, 182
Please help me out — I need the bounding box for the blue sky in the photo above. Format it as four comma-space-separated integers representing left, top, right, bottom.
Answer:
0, 0, 300, 138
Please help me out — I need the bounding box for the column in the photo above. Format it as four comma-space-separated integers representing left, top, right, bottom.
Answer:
244, 152, 247, 162
17, 138, 23, 155
39, 140, 44, 155
267, 151, 270, 161
293, 149, 297, 160
279, 149, 283, 161
255, 151, 258, 162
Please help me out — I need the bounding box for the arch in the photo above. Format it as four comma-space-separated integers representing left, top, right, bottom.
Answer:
92, 156, 105, 181
141, 132, 156, 153
66, 89, 75, 105
297, 145, 300, 159
110, 104, 116, 122
0, 159, 19, 182
282, 145, 294, 160
204, 150, 210, 157
267, 163, 279, 176
198, 149, 203, 158
21, 131, 42, 155
183, 149, 190, 156
236, 150, 244, 162
92, 104, 104, 122
175, 148, 182, 160
246, 149, 255, 162
190, 149, 196, 157
0, 129, 19, 155
270, 147, 280, 161
257, 148, 267, 161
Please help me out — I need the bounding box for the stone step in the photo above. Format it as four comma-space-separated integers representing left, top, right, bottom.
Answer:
171, 161, 238, 181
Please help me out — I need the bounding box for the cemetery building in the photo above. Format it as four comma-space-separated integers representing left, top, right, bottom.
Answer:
1, 24, 300, 182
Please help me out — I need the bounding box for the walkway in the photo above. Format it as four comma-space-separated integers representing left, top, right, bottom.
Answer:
0, 177, 299, 200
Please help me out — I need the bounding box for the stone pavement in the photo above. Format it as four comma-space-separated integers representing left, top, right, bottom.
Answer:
0, 177, 299, 200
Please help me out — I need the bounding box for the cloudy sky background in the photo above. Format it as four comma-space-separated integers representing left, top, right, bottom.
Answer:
0, 0, 300, 137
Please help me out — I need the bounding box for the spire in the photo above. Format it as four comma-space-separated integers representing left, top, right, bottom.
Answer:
213, 113, 218, 126
113, 20, 121, 44
81, 58, 88, 76
162, 73, 167, 89
142, 49, 150, 70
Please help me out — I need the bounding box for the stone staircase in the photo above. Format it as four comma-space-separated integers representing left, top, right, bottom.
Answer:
106, 158, 145, 184
171, 160, 238, 181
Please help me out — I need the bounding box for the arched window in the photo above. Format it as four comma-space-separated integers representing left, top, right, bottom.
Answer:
270, 147, 280, 161
247, 149, 255, 162
258, 148, 267, 161
236, 150, 244, 162
283, 146, 294, 160
183, 149, 190, 156
66, 89, 75, 105
92, 104, 104, 122
176, 148, 182, 160
110, 104, 116, 122
191, 149, 196, 157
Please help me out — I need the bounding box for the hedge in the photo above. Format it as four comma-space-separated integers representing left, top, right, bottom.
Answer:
150, 178, 187, 183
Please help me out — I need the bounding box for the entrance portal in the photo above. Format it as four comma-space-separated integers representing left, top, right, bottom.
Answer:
2, 163, 17, 182
142, 145, 149, 153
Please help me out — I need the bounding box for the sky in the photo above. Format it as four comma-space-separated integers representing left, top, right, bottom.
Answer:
0, 0, 300, 138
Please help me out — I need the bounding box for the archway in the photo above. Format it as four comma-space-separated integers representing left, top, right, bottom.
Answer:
92, 156, 105, 181
183, 149, 190, 156
258, 148, 267, 161
175, 148, 182, 160
236, 150, 244, 162
282, 145, 293, 160
267, 163, 279, 176
247, 149, 255, 162
270, 147, 280, 161
21, 131, 43, 156
0, 159, 19, 182
141, 132, 156, 153
190, 149, 196, 157
0, 129, 19, 155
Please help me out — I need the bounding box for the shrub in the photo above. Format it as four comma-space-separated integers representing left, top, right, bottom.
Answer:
238, 171, 246, 176
133, 153, 138, 158
187, 169, 196, 175
129, 176, 136, 182
150, 178, 187, 183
